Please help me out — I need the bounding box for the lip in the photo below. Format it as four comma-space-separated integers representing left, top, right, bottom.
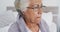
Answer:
36, 16, 40, 18
35, 17, 40, 21
36, 17, 40, 18
36, 17, 40, 19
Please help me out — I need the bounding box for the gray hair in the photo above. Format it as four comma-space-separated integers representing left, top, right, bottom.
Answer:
14, 0, 29, 12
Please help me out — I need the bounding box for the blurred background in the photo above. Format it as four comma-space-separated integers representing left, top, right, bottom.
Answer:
0, 0, 59, 32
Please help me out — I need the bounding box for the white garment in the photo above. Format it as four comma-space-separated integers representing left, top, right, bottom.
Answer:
26, 26, 41, 32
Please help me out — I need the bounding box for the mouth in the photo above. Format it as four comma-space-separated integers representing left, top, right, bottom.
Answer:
35, 17, 40, 20
36, 17, 40, 18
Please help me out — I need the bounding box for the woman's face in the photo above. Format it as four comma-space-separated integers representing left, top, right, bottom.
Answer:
23, 0, 42, 24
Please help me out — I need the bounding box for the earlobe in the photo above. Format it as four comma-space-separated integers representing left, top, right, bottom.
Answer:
22, 11, 25, 14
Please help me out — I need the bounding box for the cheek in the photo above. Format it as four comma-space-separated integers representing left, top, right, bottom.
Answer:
24, 10, 35, 20
27, 10, 36, 20
29, 11, 35, 19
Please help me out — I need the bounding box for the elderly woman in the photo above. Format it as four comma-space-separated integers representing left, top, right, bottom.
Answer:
8, 0, 49, 32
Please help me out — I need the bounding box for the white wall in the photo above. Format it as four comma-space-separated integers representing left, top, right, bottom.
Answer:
0, 0, 14, 13
57, 0, 60, 32
43, 0, 57, 6
58, 0, 60, 27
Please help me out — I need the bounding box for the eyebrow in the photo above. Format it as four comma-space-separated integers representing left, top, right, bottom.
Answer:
27, 4, 45, 9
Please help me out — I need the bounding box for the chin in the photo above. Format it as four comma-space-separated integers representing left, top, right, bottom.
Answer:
32, 20, 40, 24
30, 18, 41, 24
36, 21, 40, 24
35, 19, 41, 24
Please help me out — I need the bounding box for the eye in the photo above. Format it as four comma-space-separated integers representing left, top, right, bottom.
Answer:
40, 13, 42, 14
34, 5, 38, 8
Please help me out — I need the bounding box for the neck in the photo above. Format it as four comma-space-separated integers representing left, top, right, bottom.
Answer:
26, 22, 39, 28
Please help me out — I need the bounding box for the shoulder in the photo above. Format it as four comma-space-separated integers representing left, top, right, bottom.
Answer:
8, 22, 20, 32
39, 19, 50, 32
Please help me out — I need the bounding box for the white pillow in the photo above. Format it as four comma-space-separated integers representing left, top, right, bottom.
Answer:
0, 11, 15, 27
42, 12, 53, 26
42, 12, 57, 32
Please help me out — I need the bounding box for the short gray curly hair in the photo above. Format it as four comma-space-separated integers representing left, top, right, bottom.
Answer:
14, 0, 29, 12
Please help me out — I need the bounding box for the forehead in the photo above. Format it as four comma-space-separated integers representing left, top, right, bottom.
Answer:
20, 0, 42, 12
30, 0, 41, 5
20, 0, 42, 5
29, 0, 42, 4
27, 0, 42, 7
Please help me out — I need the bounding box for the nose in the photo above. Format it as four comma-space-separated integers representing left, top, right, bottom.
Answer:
38, 11, 40, 14
35, 11, 41, 16
34, 8, 42, 16
37, 10, 42, 15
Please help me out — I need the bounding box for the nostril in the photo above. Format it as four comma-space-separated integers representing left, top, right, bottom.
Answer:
38, 12, 39, 14
38, 12, 42, 15
38, 11, 40, 14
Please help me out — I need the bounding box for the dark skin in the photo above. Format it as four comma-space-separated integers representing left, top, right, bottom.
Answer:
22, 0, 42, 32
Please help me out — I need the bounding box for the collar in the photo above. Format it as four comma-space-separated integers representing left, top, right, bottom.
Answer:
16, 15, 49, 32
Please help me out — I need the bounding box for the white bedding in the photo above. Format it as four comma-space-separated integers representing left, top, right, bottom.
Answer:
42, 12, 57, 32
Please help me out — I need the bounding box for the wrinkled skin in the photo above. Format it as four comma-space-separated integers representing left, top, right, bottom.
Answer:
23, 0, 42, 24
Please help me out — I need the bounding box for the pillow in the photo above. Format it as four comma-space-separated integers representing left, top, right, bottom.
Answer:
42, 12, 53, 26
0, 11, 17, 28
42, 12, 57, 32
